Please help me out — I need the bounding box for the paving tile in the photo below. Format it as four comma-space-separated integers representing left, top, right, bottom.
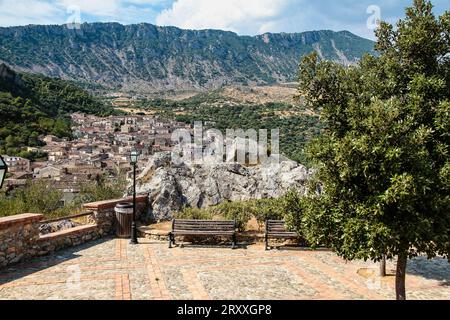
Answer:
0, 237, 448, 300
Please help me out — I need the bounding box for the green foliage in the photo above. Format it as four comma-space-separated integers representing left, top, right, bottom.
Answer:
252, 198, 284, 230
174, 192, 306, 233
176, 200, 254, 232
0, 174, 127, 218
0, 180, 65, 217
210, 201, 253, 232
0, 65, 116, 158
297, 0, 449, 265
175, 207, 215, 221
76, 173, 127, 204
282, 189, 306, 234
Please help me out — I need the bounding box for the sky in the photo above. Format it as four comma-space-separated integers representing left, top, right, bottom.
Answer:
0, 0, 447, 40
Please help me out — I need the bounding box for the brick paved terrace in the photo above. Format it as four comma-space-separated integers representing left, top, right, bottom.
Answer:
0, 237, 448, 300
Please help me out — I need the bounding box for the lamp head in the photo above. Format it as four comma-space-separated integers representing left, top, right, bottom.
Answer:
130, 149, 139, 165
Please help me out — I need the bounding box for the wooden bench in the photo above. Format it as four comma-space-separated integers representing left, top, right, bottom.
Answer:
169, 219, 237, 249
265, 220, 299, 250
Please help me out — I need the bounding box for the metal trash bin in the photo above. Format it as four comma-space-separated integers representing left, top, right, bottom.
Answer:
115, 202, 133, 238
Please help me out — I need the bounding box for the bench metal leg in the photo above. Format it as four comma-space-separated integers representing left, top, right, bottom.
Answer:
264, 219, 269, 251
231, 233, 237, 249
168, 233, 173, 248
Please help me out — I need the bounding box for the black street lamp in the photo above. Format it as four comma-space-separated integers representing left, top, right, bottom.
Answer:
130, 149, 139, 244
0, 155, 7, 189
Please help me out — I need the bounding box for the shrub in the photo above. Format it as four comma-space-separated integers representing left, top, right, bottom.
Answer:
0, 174, 127, 218
171, 190, 307, 234
211, 201, 252, 232
0, 180, 65, 217
283, 189, 306, 236
253, 198, 284, 230
175, 207, 214, 220
76, 173, 127, 204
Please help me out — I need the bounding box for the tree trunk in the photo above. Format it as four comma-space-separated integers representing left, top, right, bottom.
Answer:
395, 254, 407, 300
380, 255, 386, 277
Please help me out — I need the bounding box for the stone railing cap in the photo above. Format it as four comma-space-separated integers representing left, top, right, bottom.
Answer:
83, 194, 148, 210
0, 213, 44, 230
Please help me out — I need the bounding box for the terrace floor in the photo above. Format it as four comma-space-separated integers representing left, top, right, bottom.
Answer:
0, 238, 448, 300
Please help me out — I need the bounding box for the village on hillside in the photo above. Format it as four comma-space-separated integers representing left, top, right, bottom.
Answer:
2, 113, 190, 204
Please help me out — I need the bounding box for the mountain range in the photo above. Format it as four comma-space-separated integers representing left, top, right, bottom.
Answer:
0, 23, 375, 93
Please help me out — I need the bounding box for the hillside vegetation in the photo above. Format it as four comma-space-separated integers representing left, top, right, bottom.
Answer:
0, 63, 115, 158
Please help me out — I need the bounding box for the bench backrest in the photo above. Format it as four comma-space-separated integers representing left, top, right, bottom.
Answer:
173, 219, 236, 231
266, 220, 289, 233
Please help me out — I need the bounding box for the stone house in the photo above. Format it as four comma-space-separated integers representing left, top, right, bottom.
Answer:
2, 156, 31, 173
33, 165, 62, 180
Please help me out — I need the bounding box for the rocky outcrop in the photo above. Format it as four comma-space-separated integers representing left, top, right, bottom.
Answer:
38, 219, 80, 235
134, 152, 313, 222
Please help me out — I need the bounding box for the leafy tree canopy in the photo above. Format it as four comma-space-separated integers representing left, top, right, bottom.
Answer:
296, 0, 449, 299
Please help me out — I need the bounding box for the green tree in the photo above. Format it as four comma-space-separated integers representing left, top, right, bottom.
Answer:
296, 0, 449, 300
76, 173, 127, 204
0, 180, 63, 217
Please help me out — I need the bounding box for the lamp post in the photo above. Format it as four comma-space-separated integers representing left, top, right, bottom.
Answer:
130, 149, 139, 244
0, 155, 7, 189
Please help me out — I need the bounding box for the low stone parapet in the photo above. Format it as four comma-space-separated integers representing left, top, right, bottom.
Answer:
0, 194, 149, 268
36, 224, 100, 255
0, 213, 43, 267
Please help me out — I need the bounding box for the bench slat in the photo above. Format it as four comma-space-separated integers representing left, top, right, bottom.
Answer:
175, 222, 234, 225
174, 220, 233, 224
173, 219, 235, 233
174, 223, 234, 225
265, 219, 301, 249
267, 233, 298, 237
174, 222, 235, 226
172, 220, 235, 231
174, 225, 234, 229
170, 219, 237, 249
174, 227, 233, 230
173, 231, 235, 235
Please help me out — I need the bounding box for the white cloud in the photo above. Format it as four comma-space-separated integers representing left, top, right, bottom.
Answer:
56, 0, 121, 17
1, 0, 447, 39
0, 0, 164, 27
125, 0, 167, 4
156, 0, 292, 34
0, 0, 63, 26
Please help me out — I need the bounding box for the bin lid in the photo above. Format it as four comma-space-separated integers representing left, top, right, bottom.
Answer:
115, 202, 133, 209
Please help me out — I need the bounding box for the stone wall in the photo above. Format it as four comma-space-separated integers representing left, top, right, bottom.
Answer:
0, 195, 149, 268
0, 213, 42, 267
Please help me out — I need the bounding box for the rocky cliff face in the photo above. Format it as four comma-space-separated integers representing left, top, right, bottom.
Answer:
0, 23, 375, 92
134, 152, 313, 221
